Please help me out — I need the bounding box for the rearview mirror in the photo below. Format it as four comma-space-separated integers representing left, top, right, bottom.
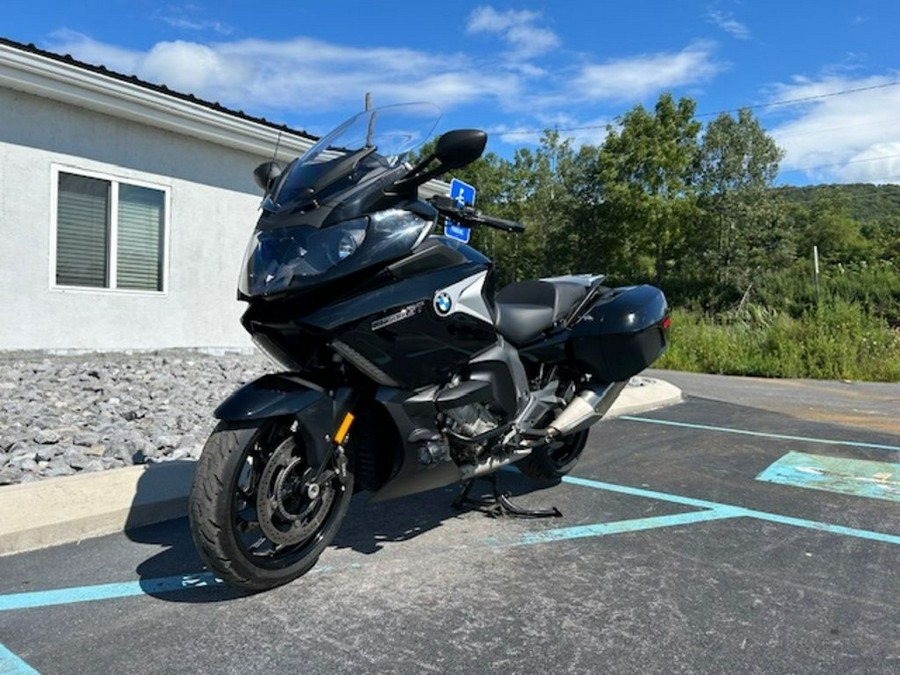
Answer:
391, 129, 488, 192
434, 130, 487, 169
253, 161, 282, 193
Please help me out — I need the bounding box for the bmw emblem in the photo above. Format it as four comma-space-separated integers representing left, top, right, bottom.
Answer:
434, 292, 453, 316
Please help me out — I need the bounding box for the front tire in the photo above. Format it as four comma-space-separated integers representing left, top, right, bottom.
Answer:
516, 429, 589, 480
189, 418, 353, 591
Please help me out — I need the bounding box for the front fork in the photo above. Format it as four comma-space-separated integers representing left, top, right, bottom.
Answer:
302, 409, 354, 492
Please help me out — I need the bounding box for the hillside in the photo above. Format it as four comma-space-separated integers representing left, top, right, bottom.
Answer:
774, 183, 900, 223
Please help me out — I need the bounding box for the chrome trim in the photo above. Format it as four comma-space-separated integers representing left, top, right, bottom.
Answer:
540, 273, 606, 287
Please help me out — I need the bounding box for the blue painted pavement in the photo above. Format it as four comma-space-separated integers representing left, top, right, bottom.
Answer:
0, 642, 39, 674
516, 508, 742, 545
757, 451, 900, 503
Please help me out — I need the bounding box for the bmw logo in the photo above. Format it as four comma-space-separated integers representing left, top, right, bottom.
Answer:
434, 292, 453, 315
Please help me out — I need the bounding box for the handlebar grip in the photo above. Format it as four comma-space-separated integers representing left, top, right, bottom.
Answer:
478, 214, 525, 233
428, 195, 524, 233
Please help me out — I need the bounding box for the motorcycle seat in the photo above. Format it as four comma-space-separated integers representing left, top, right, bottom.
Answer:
493, 279, 586, 345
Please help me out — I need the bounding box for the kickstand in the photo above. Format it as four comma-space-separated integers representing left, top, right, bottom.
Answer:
452, 473, 562, 519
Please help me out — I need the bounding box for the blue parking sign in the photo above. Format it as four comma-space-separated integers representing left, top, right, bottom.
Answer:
444, 178, 476, 244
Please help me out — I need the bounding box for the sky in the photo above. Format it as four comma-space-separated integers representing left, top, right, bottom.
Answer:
3, 1, 900, 186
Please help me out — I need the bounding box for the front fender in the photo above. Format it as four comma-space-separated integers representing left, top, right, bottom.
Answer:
214, 373, 327, 421
215, 374, 355, 467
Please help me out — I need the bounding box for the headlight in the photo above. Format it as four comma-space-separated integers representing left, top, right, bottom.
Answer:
338, 231, 361, 259
239, 218, 368, 297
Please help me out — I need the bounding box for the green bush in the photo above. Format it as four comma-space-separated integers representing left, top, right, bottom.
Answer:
659, 259, 900, 326
656, 300, 900, 382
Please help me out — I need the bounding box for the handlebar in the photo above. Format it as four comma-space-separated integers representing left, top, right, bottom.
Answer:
428, 195, 525, 234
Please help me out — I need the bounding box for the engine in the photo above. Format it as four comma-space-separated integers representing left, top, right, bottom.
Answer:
443, 401, 500, 462
444, 401, 498, 440
434, 375, 502, 462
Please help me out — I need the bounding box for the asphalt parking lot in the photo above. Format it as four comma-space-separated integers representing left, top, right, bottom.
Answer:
1, 391, 898, 674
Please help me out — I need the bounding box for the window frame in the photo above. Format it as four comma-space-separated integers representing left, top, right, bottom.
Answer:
50, 164, 171, 295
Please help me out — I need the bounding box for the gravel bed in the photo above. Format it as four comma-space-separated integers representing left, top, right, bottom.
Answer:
0, 350, 274, 485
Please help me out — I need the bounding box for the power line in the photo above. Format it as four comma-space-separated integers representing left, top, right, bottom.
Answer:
499, 80, 900, 137
697, 79, 900, 117
779, 152, 900, 174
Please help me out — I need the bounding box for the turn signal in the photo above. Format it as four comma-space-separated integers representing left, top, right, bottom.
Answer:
334, 413, 355, 445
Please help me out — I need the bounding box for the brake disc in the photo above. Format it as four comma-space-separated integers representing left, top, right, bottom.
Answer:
256, 438, 335, 546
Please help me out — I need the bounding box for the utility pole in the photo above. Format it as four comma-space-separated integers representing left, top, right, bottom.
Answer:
813, 245, 821, 305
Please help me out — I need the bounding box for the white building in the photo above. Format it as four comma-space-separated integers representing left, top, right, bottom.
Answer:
0, 38, 315, 352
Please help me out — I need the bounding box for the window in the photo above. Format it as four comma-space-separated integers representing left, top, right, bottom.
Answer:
53, 168, 168, 292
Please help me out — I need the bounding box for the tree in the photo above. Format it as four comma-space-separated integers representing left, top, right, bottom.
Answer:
453, 132, 581, 286
696, 108, 786, 294
597, 93, 702, 283
801, 204, 872, 263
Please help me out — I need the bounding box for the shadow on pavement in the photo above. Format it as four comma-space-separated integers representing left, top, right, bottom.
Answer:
123, 461, 553, 603
123, 460, 250, 603
333, 469, 559, 553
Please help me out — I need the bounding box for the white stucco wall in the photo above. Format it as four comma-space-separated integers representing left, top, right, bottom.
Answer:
0, 87, 270, 351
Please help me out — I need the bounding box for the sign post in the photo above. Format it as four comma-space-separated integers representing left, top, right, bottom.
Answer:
444, 178, 476, 244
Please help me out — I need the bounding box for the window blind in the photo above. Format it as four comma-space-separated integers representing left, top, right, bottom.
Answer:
56, 173, 109, 287
117, 185, 164, 291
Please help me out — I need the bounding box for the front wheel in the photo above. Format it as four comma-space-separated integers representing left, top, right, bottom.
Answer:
189, 418, 353, 591
516, 429, 589, 480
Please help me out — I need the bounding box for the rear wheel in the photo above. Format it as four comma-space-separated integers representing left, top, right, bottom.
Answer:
189, 418, 353, 590
516, 429, 589, 480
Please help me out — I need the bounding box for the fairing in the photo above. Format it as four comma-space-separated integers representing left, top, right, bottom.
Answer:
239, 104, 442, 300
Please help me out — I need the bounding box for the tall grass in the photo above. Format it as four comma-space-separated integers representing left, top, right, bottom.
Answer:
656, 299, 900, 382
754, 259, 900, 326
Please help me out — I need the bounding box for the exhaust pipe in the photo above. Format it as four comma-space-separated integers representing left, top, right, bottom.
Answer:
459, 380, 629, 480
461, 447, 532, 480
547, 380, 629, 437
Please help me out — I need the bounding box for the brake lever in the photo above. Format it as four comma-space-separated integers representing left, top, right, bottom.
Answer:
428, 195, 524, 233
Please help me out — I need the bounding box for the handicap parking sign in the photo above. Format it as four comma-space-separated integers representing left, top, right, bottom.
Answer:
444, 178, 476, 244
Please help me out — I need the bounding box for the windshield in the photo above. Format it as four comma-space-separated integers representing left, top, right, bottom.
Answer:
264, 103, 441, 211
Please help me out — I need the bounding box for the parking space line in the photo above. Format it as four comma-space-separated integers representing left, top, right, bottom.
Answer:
561, 475, 900, 546
0, 642, 39, 674
620, 415, 900, 453
0, 573, 222, 613
734, 508, 900, 545
516, 508, 742, 545
562, 474, 724, 510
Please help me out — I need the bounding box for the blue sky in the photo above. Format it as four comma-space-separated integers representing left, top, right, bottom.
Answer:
3, 1, 900, 185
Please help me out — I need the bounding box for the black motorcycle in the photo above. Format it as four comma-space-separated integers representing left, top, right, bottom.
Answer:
188, 103, 669, 590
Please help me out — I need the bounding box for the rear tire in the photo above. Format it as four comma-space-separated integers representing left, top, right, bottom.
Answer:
189, 418, 353, 591
516, 429, 589, 480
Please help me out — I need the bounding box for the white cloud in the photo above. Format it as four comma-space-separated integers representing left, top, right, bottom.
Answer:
768, 75, 900, 183
142, 40, 248, 93
574, 41, 723, 102
41, 28, 724, 155
44, 31, 521, 115
466, 6, 560, 60
706, 9, 750, 40
157, 15, 233, 35
490, 114, 610, 149
47, 29, 142, 75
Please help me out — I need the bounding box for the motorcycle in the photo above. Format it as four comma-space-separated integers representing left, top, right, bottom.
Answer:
188, 103, 670, 590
